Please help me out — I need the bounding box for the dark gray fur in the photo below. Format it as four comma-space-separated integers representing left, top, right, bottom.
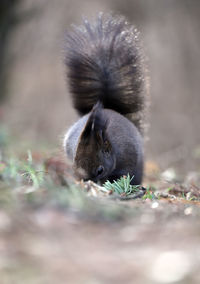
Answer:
64, 14, 148, 185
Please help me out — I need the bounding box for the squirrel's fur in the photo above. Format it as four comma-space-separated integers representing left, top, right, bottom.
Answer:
63, 13, 148, 185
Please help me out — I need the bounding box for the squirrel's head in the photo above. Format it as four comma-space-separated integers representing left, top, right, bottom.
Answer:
74, 102, 116, 183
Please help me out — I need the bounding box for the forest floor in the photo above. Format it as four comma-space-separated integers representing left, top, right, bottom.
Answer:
0, 129, 200, 284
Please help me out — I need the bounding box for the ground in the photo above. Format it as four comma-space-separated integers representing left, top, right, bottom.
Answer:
0, 138, 200, 284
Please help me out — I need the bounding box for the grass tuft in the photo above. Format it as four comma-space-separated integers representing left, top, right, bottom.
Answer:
103, 174, 140, 196
142, 187, 156, 200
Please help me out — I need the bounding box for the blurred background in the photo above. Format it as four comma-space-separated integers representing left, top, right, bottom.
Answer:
0, 0, 200, 175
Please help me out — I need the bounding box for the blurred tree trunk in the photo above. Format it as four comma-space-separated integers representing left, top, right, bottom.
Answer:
0, 0, 22, 101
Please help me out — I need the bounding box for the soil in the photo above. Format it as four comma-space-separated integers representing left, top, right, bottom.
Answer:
1, 177, 200, 284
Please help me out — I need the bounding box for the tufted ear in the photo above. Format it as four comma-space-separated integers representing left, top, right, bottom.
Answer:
80, 101, 107, 144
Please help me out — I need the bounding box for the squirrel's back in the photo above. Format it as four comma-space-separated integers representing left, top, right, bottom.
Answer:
65, 13, 148, 134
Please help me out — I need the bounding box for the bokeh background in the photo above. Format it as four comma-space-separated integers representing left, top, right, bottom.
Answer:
1, 0, 200, 175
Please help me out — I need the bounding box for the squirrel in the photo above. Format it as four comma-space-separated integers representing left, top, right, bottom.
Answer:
63, 13, 149, 185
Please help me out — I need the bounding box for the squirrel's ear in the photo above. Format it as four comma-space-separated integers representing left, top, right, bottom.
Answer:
80, 101, 107, 142
81, 116, 93, 140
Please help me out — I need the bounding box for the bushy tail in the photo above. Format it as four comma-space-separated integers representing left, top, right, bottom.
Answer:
64, 13, 149, 134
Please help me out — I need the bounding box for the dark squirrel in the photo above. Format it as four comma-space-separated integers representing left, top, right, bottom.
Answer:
63, 13, 149, 185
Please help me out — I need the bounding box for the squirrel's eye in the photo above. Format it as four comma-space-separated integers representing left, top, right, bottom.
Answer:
96, 165, 104, 176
